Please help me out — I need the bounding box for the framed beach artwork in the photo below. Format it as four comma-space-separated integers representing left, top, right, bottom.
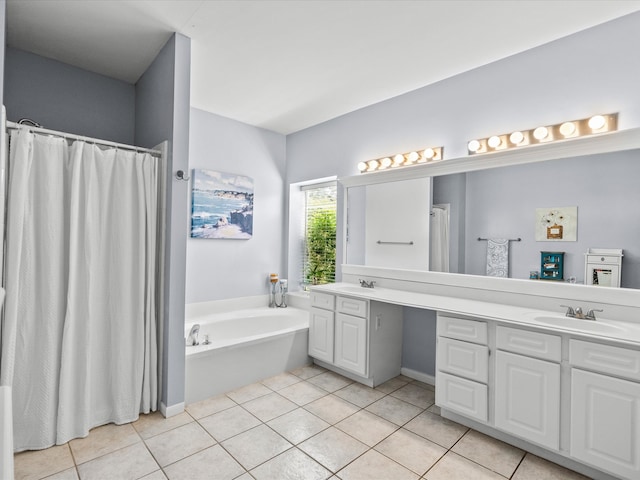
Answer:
535, 206, 577, 241
190, 169, 254, 239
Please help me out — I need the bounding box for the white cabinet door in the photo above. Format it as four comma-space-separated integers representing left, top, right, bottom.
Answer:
571, 369, 640, 480
308, 308, 334, 363
335, 313, 367, 376
495, 350, 560, 450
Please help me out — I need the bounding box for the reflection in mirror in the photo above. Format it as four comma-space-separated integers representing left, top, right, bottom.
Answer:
345, 149, 640, 289
347, 178, 432, 270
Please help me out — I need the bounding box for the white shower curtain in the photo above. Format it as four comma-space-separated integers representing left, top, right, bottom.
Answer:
430, 206, 450, 273
1, 129, 160, 451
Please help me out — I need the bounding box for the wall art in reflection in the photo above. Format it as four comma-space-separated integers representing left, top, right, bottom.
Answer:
190, 169, 254, 239
535, 206, 577, 241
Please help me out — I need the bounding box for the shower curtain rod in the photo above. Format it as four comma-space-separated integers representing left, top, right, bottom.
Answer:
6, 121, 162, 157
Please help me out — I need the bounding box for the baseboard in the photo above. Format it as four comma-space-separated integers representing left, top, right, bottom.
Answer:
401, 367, 435, 386
160, 401, 185, 418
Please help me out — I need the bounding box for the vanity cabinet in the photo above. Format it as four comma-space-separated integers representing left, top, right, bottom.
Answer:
569, 340, 640, 479
308, 290, 403, 387
436, 315, 489, 422
434, 315, 640, 479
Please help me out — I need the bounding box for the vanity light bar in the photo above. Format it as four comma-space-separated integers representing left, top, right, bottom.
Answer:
357, 146, 444, 173
467, 113, 618, 155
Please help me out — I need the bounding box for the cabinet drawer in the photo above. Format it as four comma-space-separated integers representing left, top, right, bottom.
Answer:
570, 340, 640, 381
336, 296, 368, 318
497, 326, 561, 362
437, 337, 489, 383
436, 371, 488, 422
585, 254, 621, 264
310, 291, 335, 310
437, 315, 488, 345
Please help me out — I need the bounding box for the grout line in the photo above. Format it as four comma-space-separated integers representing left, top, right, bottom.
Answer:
509, 452, 528, 479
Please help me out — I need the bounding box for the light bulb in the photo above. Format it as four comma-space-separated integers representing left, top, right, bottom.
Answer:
407, 151, 419, 163
357, 161, 368, 172
533, 126, 549, 140
559, 122, 576, 137
423, 148, 435, 160
368, 160, 379, 171
509, 131, 524, 145
467, 140, 481, 153
588, 115, 606, 130
380, 157, 392, 168
488, 136, 502, 148
393, 154, 405, 166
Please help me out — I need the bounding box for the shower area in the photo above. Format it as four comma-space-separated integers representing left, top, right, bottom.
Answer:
0, 111, 168, 453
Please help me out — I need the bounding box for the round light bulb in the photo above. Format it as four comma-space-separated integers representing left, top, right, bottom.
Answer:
467, 140, 481, 153
487, 136, 502, 148
368, 160, 379, 171
559, 122, 576, 137
509, 131, 524, 145
393, 154, 405, 166
423, 148, 435, 160
357, 161, 368, 172
533, 126, 549, 140
588, 115, 606, 130
407, 151, 419, 163
380, 157, 392, 168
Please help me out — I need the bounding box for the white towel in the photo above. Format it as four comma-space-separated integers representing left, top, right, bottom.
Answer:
486, 238, 509, 277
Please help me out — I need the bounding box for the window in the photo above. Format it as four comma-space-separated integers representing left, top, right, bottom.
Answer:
301, 181, 337, 288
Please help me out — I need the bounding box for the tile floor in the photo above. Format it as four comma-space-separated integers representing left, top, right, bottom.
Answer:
14, 365, 591, 480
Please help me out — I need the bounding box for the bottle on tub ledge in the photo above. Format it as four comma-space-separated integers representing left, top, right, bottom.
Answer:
269, 273, 278, 308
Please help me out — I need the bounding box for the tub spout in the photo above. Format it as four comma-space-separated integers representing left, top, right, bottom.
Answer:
186, 324, 200, 346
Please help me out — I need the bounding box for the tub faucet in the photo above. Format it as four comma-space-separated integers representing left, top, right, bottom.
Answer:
275, 279, 288, 308
186, 324, 200, 346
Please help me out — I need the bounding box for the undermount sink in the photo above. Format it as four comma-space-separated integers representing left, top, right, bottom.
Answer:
525, 314, 626, 334
337, 285, 378, 296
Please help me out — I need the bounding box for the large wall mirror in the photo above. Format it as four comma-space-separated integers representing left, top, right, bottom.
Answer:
341, 129, 640, 289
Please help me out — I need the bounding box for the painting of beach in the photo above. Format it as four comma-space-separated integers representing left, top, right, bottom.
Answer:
190, 169, 254, 239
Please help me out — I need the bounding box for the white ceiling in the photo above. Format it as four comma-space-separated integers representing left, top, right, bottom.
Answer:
7, 1, 640, 135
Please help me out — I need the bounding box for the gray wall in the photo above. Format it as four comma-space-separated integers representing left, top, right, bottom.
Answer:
4, 47, 135, 144
135, 34, 191, 410
401, 307, 436, 377
186, 108, 286, 304
464, 151, 640, 288
285, 12, 640, 376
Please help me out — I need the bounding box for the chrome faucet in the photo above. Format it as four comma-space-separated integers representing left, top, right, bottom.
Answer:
585, 308, 603, 320
359, 279, 375, 288
560, 305, 603, 320
186, 324, 200, 346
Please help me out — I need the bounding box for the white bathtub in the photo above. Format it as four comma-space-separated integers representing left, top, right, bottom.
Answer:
184, 304, 310, 404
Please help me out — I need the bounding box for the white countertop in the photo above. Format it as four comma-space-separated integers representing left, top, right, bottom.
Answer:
310, 282, 640, 346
